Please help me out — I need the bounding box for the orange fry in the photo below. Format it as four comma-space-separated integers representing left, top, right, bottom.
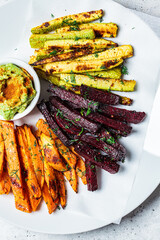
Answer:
0, 121, 30, 212
42, 182, 59, 214
0, 133, 4, 179
63, 168, 78, 193
55, 171, 67, 209
36, 119, 57, 140
40, 133, 69, 171
24, 125, 44, 189
55, 139, 77, 169
0, 167, 11, 195
70, 146, 87, 185
16, 126, 41, 199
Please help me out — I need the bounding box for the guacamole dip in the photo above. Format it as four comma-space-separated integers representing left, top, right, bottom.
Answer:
0, 63, 36, 120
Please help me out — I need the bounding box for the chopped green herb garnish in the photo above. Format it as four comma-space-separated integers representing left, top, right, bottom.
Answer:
49, 50, 58, 55
78, 128, 84, 136
100, 65, 106, 70
121, 66, 129, 75
95, 53, 99, 58
106, 136, 115, 145
51, 13, 54, 18
75, 36, 80, 41
86, 73, 95, 79
86, 107, 91, 116
70, 26, 79, 31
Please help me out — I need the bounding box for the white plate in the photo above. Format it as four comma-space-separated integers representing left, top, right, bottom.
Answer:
0, 0, 160, 234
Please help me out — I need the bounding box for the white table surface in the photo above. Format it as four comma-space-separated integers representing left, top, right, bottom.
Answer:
0, 0, 160, 239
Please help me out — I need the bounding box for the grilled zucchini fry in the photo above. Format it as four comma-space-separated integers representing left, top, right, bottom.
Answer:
44, 39, 117, 50
84, 67, 122, 79
38, 58, 123, 74
24, 125, 44, 189
40, 133, 69, 172
30, 29, 95, 48
59, 74, 136, 91
31, 9, 103, 34
63, 168, 78, 193
75, 45, 133, 61
56, 22, 118, 38
31, 48, 98, 66
42, 182, 59, 214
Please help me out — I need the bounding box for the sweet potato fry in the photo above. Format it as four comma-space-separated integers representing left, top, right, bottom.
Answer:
0, 133, 4, 179
0, 121, 31, 212
40, 133, 69, 171
44, 161, 58, 200
16, 126, 41, 199
36, 119, 57, 140
55, 138, 77, 169
55, 171, 67, 209
24, 125, 44, 189
70, 146, 87, 185
36, 130, 58, 200
63, 168, 78, 193
0, 167, 11, 195
42, 182, 59, 214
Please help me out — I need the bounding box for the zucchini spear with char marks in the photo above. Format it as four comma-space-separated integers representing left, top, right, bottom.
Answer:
31, 48, 98, 66
56, 22, 118, 38
59, 73, 136, 92
31, 9, 104, 34
30, 29, 95, 48
44, 38, 117, 50
38, 58, 123, 74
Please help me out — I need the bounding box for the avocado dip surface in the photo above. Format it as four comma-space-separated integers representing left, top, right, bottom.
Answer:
0, 63, 36, 120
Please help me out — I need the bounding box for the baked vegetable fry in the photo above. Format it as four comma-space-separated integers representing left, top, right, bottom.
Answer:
0, 121, 31, 212
16, 126, 42, 212
0, 133, 4, 179
38, 58, 123, 74
36, 119, 57, 140
0, 167, 11, 195
40, 133, 69, 171
59, 74, 136, 91
55, 171, 67, 209
75, 45, 133, 61
31, 48, 98, 66
31, 9, 104, 34
44, 161, 58, 200
24, 125, 44, 189
70, 146, 87, 185
55, 138, 77, 169
42, 182, 59, 214
56, 22, 118, 38
63, 168, 78, 193
44, 39, 117, 50
30, 29, 95, 48
83, 68, 122, 79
